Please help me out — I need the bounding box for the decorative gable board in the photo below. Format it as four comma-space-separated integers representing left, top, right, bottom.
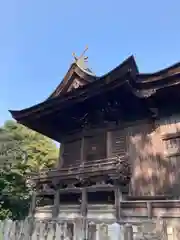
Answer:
50, 74, 86, 98
49, 63, 96, 99
67, 78, 86, 92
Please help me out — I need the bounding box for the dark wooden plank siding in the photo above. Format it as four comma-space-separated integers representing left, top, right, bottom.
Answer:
84, 133, 106, 161
62, 139, 81, 167
110, 129, 127, 157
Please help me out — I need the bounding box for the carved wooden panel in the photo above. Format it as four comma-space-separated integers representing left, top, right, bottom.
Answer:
84, 133, 106, 161
63, 139, 81, 167
67, 78, 84, 92
110, 129, 127, 157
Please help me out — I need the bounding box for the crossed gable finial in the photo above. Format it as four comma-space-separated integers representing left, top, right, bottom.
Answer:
72, 46, 88, 63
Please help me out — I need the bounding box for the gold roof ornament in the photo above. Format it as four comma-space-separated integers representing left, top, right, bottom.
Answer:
72, 46, 88, 62
72, 46, 95, 76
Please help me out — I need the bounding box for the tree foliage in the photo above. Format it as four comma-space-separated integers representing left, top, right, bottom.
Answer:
0, 120, 59, 220
3, 120, 59, 171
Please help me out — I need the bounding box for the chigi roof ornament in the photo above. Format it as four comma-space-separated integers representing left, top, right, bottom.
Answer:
72, 46, 95, 76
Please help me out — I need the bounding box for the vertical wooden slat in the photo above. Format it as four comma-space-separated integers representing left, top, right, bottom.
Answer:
53, 189, 60, 218
147, 202, 152, 219
29, 192, 36, 216
81, 136, 85, 163
173, 226, 180, 240
66, 223, 74, 240
84, 132, 106, 161
27, 192, 36, 240
161, 220, 168, 240
81, 188, 87, 240
24, 219, 30, 240
124, 224, 133, 240
106, 131, 111, 158
88, 223, 97, 240
63, 139, 81, 167
114, 185, 122, 221
36, 221, 41, 240
111, 129, 127, 157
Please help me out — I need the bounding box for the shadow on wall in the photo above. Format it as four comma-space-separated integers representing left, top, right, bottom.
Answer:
128, 122, 180, 197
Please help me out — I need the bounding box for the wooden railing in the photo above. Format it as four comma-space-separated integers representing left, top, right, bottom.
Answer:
31, 155, 129, 181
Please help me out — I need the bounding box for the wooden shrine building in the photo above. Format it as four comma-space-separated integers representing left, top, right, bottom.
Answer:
10, 50, 180, 239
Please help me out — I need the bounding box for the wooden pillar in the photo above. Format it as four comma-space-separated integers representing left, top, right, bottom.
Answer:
81, 188, 87, 240
124, 224, 133, 240
114, 185, 122, 221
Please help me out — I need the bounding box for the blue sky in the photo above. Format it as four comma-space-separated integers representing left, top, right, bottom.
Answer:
0, 0, 180, 127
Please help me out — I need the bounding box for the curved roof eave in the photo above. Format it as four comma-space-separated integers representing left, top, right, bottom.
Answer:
137, 61, 180, 83
99, 55, 139, 80
9, 76, 134, 122
136, 73, 180, 90
76, 61, 96, 77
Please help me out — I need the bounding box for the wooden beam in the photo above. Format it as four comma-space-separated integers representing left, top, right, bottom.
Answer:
57, 184, 114, 194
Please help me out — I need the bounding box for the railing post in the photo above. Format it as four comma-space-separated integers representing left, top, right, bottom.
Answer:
124, 224, 133, 240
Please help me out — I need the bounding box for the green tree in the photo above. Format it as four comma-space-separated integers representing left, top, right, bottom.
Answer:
0, 128, 16, 167
0, 125, 30, 219
0, 120, 59, 220
4, 120, 59, 172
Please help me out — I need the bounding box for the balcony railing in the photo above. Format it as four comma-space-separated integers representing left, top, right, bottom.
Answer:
31, 155, 129, 183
